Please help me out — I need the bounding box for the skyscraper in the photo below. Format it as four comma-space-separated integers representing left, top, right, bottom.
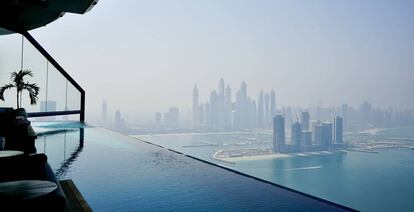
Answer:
311, 120, 321, 142
219, 78, 225, 97
218, 78, 225, 127
291, 122, 302, 152
270, 90, 276, 119
199, 104, 205, 126
167, 107, 180, 126
205, 102, 210, 126
115, 110, 123, 128
40, 100, 57, 121
333, 116, 343, 143
225, 85, 232, 126
250, 100, 257, 127
209, 90, 219, 126
258, 90, 264, 126
102, 99, 107, 123
314, 124, 323, 144
240, 81, 247, 98
273, 115, 285, 153
235, 82, 249, 128
192, 85, 199, 127
321, 122, 333, 150
155, 112, 162, 125
359, 101, 373, 128
300, 111, 310, 131
40, 100, 56, 112
341, 104, 348, 131
264, 93, 270, 126
302, 131, 312, 146
234, 91, 241, 127
284, 107, 292, 127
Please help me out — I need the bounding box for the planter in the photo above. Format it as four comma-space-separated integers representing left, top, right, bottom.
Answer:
0, 108, 37, 154
14, 108, 28, 120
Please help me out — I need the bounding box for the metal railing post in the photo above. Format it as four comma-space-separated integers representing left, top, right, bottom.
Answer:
80, 91, 85, 122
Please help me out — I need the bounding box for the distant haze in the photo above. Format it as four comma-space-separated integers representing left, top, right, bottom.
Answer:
20, 0, 414, 121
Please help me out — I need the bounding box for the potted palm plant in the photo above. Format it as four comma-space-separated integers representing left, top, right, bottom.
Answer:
0, 69, 40, 116
0, 70, 39, 153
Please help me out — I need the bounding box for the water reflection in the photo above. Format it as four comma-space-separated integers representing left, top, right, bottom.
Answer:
35, 128, 84, 178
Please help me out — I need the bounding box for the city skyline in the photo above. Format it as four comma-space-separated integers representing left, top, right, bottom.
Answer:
92, 74, 414, 126
95, 77, 414, 133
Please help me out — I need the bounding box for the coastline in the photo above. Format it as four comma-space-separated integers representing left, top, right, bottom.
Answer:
213, 150, 347, 163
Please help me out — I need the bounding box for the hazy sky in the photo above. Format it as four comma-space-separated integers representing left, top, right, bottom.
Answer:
12, 0, 414, 121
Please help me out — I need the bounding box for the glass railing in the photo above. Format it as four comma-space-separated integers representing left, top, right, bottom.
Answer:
0, 31, 84, 121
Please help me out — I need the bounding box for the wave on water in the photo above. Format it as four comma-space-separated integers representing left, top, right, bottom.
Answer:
284, 166, 323, 171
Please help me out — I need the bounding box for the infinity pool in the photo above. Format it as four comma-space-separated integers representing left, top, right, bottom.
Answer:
32, 122, 353, 211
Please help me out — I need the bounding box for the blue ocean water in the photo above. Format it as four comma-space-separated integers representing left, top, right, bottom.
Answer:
236, 149, 414, 212
135, 128, 414, 212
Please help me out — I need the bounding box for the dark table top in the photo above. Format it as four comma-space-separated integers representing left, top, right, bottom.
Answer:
0, 180, 57, 200
0, 150, 23, 158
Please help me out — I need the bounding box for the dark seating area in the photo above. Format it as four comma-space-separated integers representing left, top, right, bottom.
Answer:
0, 154, 66, 211
0, 107, 37, 154
0, 108, 66, 211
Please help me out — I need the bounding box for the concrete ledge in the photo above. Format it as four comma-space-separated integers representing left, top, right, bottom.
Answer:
59, 180, 92, 212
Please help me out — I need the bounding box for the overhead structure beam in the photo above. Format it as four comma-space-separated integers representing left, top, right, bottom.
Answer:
0, 0, 98, 34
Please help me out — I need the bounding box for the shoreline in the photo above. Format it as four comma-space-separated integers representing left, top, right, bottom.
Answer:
213, 150, 347, 163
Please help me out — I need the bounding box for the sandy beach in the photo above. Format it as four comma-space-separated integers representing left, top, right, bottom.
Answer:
214, 150, 346, 163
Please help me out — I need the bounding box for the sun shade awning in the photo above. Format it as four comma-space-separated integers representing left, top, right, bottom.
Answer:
0, 0, 98, 35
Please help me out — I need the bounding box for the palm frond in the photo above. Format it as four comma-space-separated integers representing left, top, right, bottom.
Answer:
28, 91, 39, 105
11, 70, 33, 86
20, 70, 33, 77
0, 83, 15, 101
22, 82, 40, 105
4, 70, 38, 106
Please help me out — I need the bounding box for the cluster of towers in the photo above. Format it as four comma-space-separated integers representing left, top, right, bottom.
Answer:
192, 78, 232, 128
192, 78, 276, 129
273, 112, 344, 153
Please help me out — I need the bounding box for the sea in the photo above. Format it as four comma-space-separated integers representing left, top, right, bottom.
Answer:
134, 127, 414, 212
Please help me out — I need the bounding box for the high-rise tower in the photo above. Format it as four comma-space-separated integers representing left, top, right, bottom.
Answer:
291, 122, 302, 152
264, 93, 270, 126
341, 104, 348, 131
240, 81, 247, 98
235, 82, 249, 128
218, 78, 225, 127
209, 90, 219, 126
219, 78, 225, 97
300, 111, 310, 131
192, 85, 199, 127
258, 90, 264, 126
333, 116, 343, 143
102, 99, 107, 123
270, 90, 276, 119
302, 131, 312, 146
321, 122, 333, 150
225, 85, 232, 127
273, 115, 285, 153
115, 110, 123, 128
